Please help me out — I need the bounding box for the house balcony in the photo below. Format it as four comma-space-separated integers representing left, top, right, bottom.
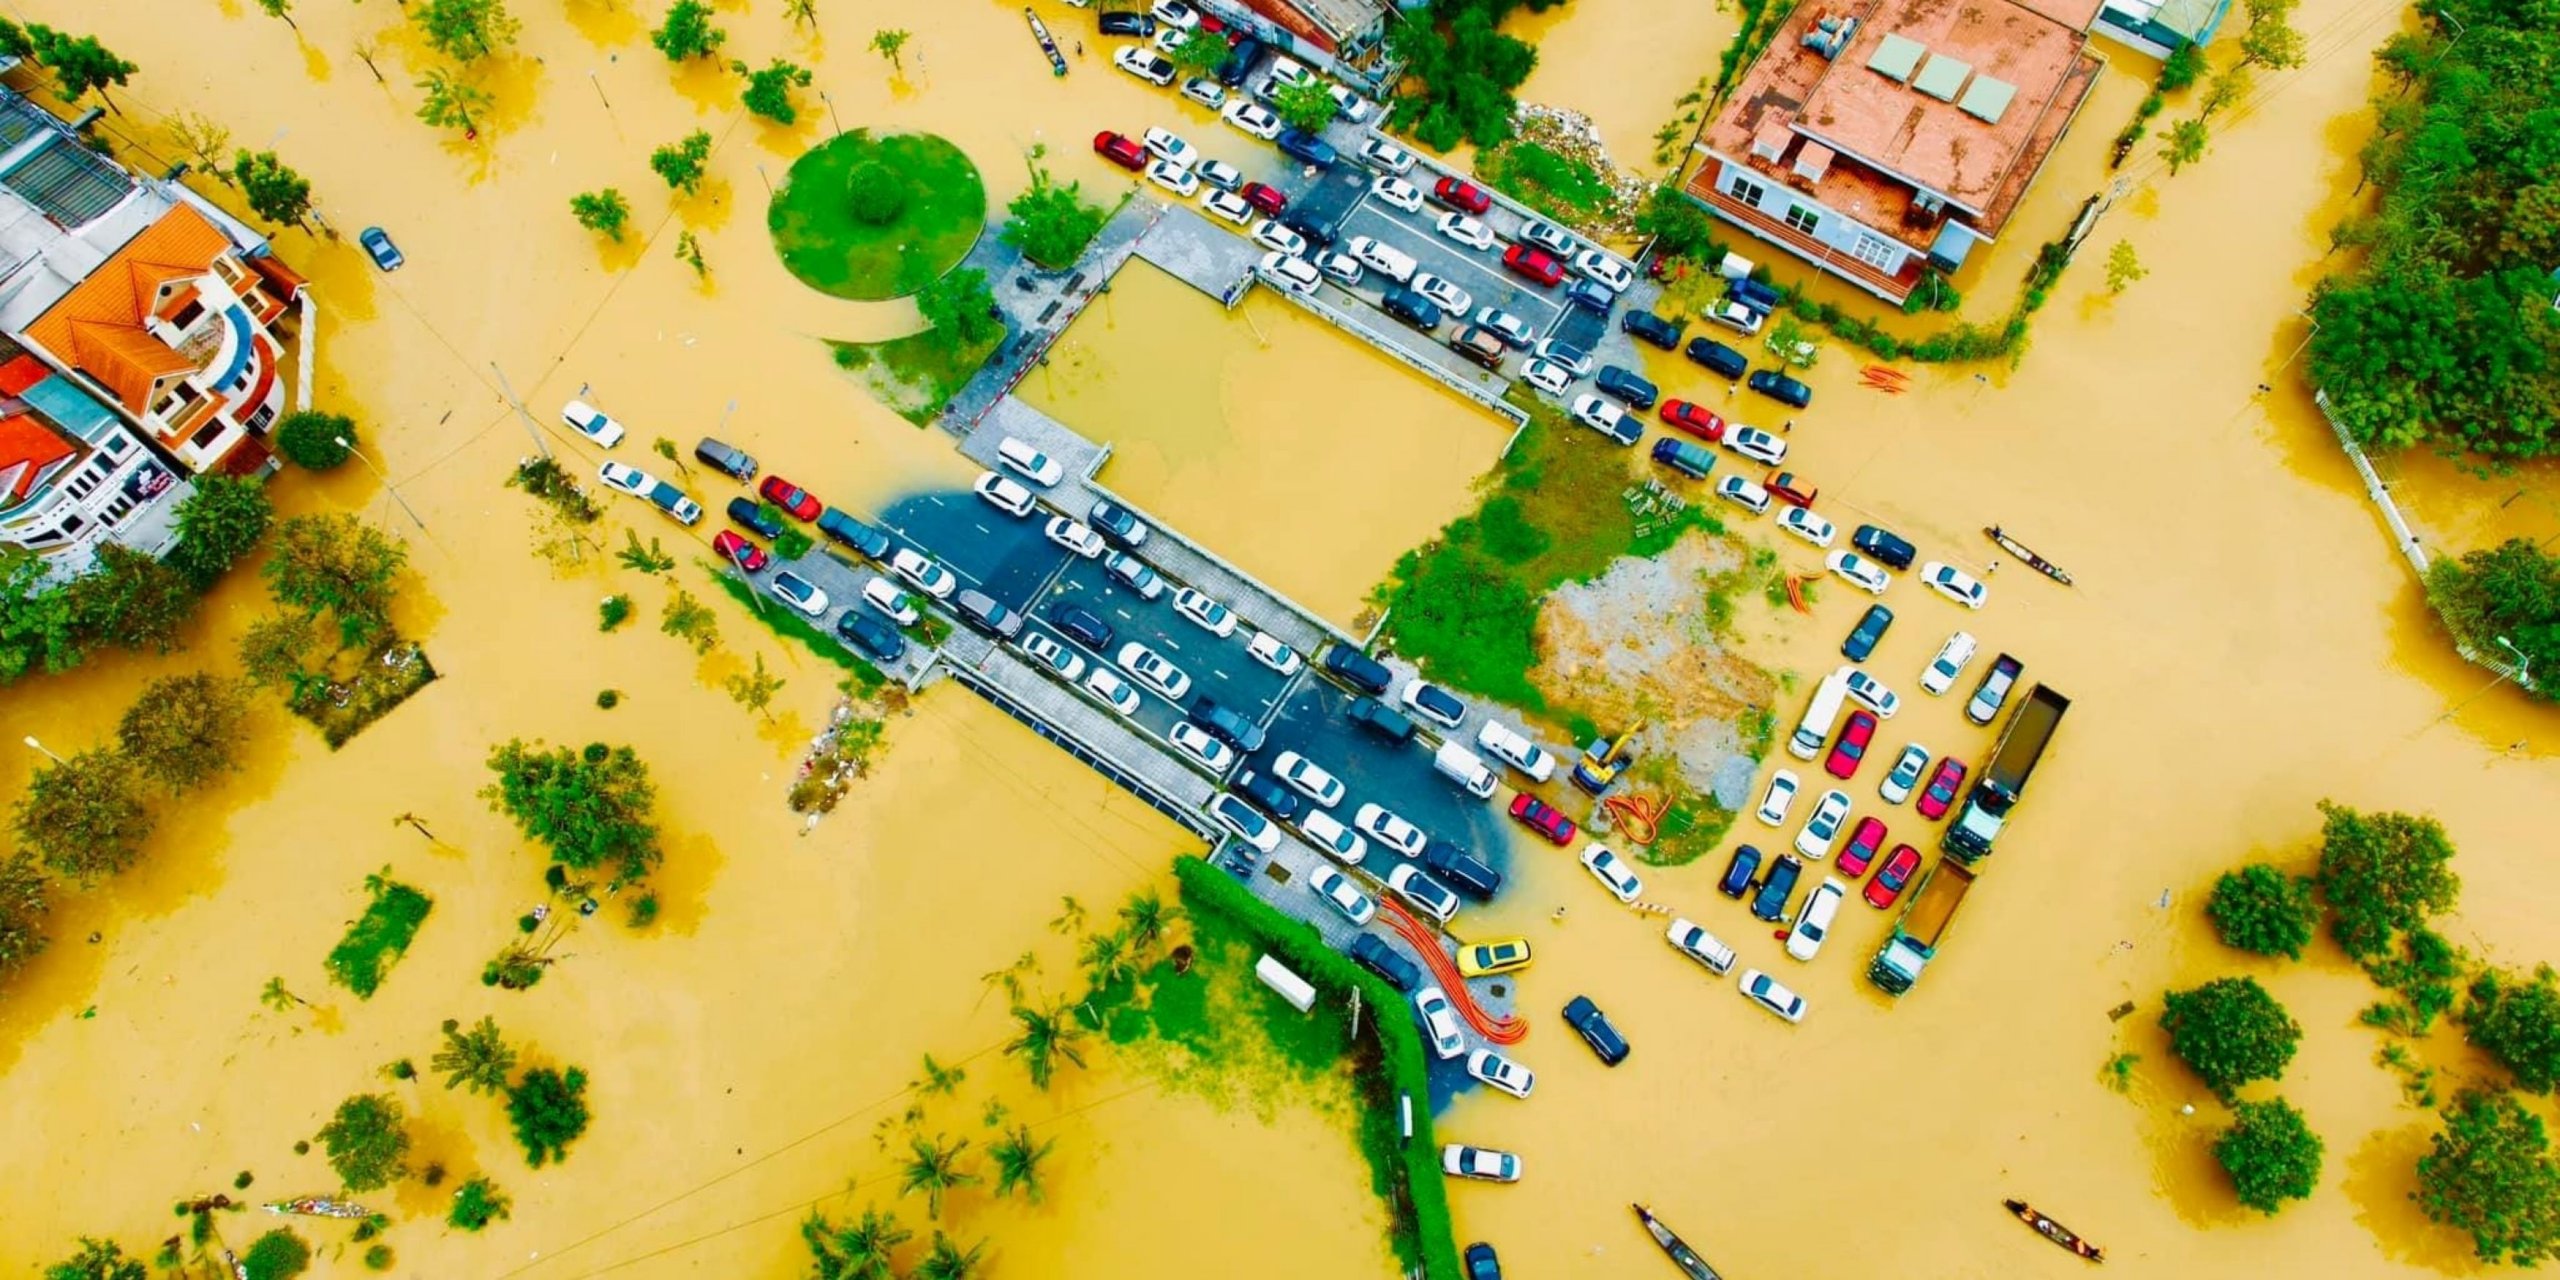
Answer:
1686, 181, 1928, 305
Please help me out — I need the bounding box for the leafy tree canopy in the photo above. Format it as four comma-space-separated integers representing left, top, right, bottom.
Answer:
2466, 966, 2560, 1095
2159, 975, 2302, 1100
2415, 1087, 2560, 1265
2423, 539, 2560, 701
999, 153, 1106, 270
506, 1065, 592, 1167
479, 739, 661, 878
274, 409, 355, 470
169, 473, 273, 588
650, 130, 714, 193
45, 1238, 147, 1280
12, 747, 154, 884
2206, 863, 2319, 959
2313, 801, 2459, 962
915, 268, 1002, 350
117, 672, 250, 791
316, 1093, 411, 1192
651, 0, 726, 61
2215, 1097, 2324, 1214
261, 513, 409, 648
233, 150, 313, 227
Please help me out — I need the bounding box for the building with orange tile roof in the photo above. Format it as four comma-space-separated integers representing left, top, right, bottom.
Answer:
0, 347, 188, 579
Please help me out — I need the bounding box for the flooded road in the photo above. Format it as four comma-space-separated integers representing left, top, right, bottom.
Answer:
4, 0, 2556, 1276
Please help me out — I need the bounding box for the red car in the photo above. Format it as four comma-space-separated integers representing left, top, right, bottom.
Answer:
1508, 793, 1577, 846
711, 530, 768, 572
758, 475, 821, 521
1094, 131, 1146, 171
1835, 816, 1887, 878
1659, 400, 1726, 442
1825, 710, 1876, 780
1765, 470, 1819, 508
1433, 176, 1491, 215
1914, 757, 1968, 820
1501, 244, 1564, 287
1240, 181, 1288, 216
1864, 844, 1922, 908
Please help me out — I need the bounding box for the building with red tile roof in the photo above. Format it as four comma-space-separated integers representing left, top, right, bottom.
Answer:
0, 348, 188, 579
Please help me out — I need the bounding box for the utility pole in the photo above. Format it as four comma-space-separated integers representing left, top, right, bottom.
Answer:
338, 435, 428, 533
489, 360, 552, 459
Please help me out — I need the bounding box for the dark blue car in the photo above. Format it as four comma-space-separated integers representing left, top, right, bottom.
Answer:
1841, 603, 1893, 661
359, 226, 403, 271
1275, 127, 1338, 169
1719, 843, 1762, 897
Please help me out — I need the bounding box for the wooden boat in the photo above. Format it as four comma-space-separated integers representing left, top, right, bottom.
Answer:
264, 1196, 372, 1219
1024, 9, 1068, 77
1632, 1203, 1725, 1279
1985, 525, 2075, 586
2004, 1198, 2105, 1263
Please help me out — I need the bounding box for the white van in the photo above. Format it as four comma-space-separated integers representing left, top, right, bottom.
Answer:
996, 436, 1064, 487
1348, 235, 1418, 284
1433, 741, 1498, 799
1667, 917, 1737, 975
1787, 669, 1852, 761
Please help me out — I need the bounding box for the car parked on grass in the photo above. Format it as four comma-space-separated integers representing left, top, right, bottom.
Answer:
1043, 516, 1108, 559
359, 226, 404, 271
1757, 770, 1800, 825
1596, 365, 1658, 410
1581, 845, 1643, 903
1878, 744, 1928, 805
1865, 845, 1922, 908
862, 577, 918, 626
1795, 788, 1851, 858
726, 496, 783, 540
1501, 243, 1565, 287
1750, 369, 1814, 408
1410, 272, 1471, 316
1116, 642, 1191, 700
1719, 844, 1764, 897
1715, 474, 1771, 514
1084, 667, 1142, 717
1826, 710, 1877, 780
1920, 631, 1978, 696
1019, 632, 1086, 682
1685, 335, 1749, 379
1415, 987, 1466, 1059
1725, 425, 1788, 465
1221, 98, 1281, 139
1466, 1049, 1535, 1098
1114, 45, 1175, 85
1570, 394, 1640, 445
1210, 792, 1278, 852
1562, 995, 1630, 1064
1458, 939, 1533, 978
1359, 135, 1417, 173
1508, 794, 1577, 846
1433, 176, 1491, 214
1371, 173, 1424, 212
1836, 815, 1888, 877
560, 399, 627, 448
817, 508, 891, 560
1739, 968, 1808, 1023
1667, 918, 1738, 975
1399, 679, 1467, 729
1915, 757, 1967, 820
1922, 561, 1989, 610
1967, 653, 2023, 724
1436, 212, 1496, 251
1387, 863, 1459, 923
1049, 602, 1114, 650
1354, 802, 1427, 857
1778, 506, 1835, 548
1841, 603, 1893, 662
710, 530, 767, 572
1844, 668, 1901, 719
1750, 852, 1804, 923
1168, 721, 1236, 771
1473, 307, 1534, 349
1200, 188, 1252, 225
1275, 127, 1338, 169
974, 470, 1036, 517
836, 610, 906, 664
889, 548, 956, 599
1787, 878, 1847, 960
1442, 1145, 1521, 1183
1299, 809, 1368, 865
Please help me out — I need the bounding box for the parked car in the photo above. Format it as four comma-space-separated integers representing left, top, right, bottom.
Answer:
1967, 654, 2024, 724
560, 399, 627, 448
862, 577, 918, 626
1089, 498, 1150, 547
1533, 339, 1593, 377
1343, 698, 1416, 745
1221, 98, 1281, 140
1501, 244, 1566, 287
1473, 307, 1534, 349
1106, 550, 1165, 598
1570, 395, 1640, 446
1410, 272, 1472, 316
1359, 134, 1416, 173
1083, 667, 1142, 717
1209, 792, 1277, 851
1399, 679, 1467, 729
1878, 744, 1929, 805
1299, 809, 1368, 865
1778, 505, 1835, 548
1836, 815, 1889, 877
890, 548, 956, 599
1432, 176, 1491, 214
952, 588, 1022, 640
1651, 437, 1714, 480
693, 437, 758, 480
1354, 803, 1427, 857
1049, 602, 1114, 650
1196, 157, 1243, 192
1622, 309, 1683, 349
1414, 987, 1467, 1060
1795, 788, 1851, 859
996, 436, 1064, 486
1098, 11, 1157, 37
1786, 879, 1848, 960
1915, 758, 1967, 820
1765, 471, 1818, 507
725, 496, 783, 540
1571, 248, 1634, 293
1351, 933, 1421, 990
1386, 863, 1459, 923
1245, 632, 1301, 675
1179, 75, 1227, 109
1349, 235, 1419, 283
600, 461, 702, 525
1139, 125, 1198, 168
1715, 474, 1772, 514
1292, 864, 1372, 929
1920, 631, 1979, 696
1449, 325, 1506, 370
1667, 918, 1737, 975
973, 470, 1036, 517
1852, 523, 1917, 570
359, 226, 404, 271
1199, 188, 1252, 225
1436, 212, 1496, 252
1371, 173, 1425, 212
1442, 1144, 1521, 1183
1251, 219, 1308, 258
1718, 844, 1764, 897
1922, 561, 1989, 610
1595, 365, 1658, 410
1581, 845, 1643, 903
1323, 645, 1392, 694
1167, 722, 1236, 772
1520, 219, 1578, 257
1044, 516, 1108, 559
1750, 369, 1814, 408
1865, 845, 1922, 908
1685, 335, 1749, 379
1113, 46, 1175, 85
835, 610, 906, 664
1844, 668, 1902, 719
1749, 852, 1804, 923
1838, 607, 1896, 666
1116, 641, 1192, 699
1706, 299, 1766, 335
1826, 710, 1877, 780
1475, 720, 1554, 782
1466, 1049, 1535, 1099
1756, 770, 1800, 825
1019, 632, 1085, 682
1229, 770, 1300, 825
1561, 995, 1630, 1065
1190, 698, 1266, 753
1274, 127, 1338, 169
1315, 249, 1362, 285
1272, 751, 1345, 808
816, 508, 891, 560
1826, 550, 1889, 595
1660, 400, 1725, 441
1739, 968, 1808, 1023
1508, 794, 1577, 846
1424, 840, 1504, 899
1725, 425, 1787, 465
1152, 1, 1202, 30
769, 571, 827, 618
1172, 587, 1239, 638
1326, 83, 1373, 122
1380, 287, 1441, 331
1458, 939, 1533, 978
711, 530, 767, 572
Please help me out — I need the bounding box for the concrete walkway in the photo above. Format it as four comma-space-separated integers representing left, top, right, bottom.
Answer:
941, 199, 1162, 435
1132, 204, 1263, 306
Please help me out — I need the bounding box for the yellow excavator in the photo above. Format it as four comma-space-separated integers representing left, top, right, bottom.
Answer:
1572, 719, 1645, 795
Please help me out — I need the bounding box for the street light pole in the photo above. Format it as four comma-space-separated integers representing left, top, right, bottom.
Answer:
22, 735, 64, 764
820, 89, 841, 135
337, 436, 428, 533
489, 361, 553, 459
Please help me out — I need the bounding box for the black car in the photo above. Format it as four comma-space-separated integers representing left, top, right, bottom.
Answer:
1231, 768, 1305, 823
1563, 278, 1615, 315
816, 507, 891, 560
1407, 682, 1466, 726
1621, 309, 1684, 350
1718, 843, 1763, 897
1217, 36, 1264, 86
1097, 10, 1155, 36
1749, 369, 1813, 408
1749, 853, 1804, 923
1351, 934, 1422, 991
1851, 523, 1917, 570
695, 436, 757, 480
1275, 127, 1338, 169
1729, 277, 1783, 312
1684, 335, 1749, 379
1324, 645, 1393, 695
1561, 995, 1630, 1066
1348, 697, 1418, 744
1088, 499, 1148, 548
1381, 287, 1442, 332
1048, 602, 1113, 650
1463, 1242, 1504, 1280
1189, 698, 1267, 753
1968, 653, 2025, 726
834, 610, 907, 664
1595, 365, 1658, 410
1841, 603, 1894, 661
1423, 839, 1503, 899
725, 496, 783, 539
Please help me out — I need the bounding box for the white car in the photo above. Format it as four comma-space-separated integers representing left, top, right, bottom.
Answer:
974, 470, 1035, 517
1246, 631, 1303, 675
1354, 803, 1426, 857
1264, 55, 1313, 89
1359, 134, 1416, 174
1725, 425, 1787, 465
1150, 26, 1189, 56
996, 436, 1063, 485
1572, 248, 1634, 293
1919, 631, 1978, 695
862, 577, 918, 626
1209, 793, 1279, 853
596, 459, 656, 497
1878, 743, 1929, 804
1083, 667, 1142, 717
1777, 506, 1835, 548
1251, 219, 1307, 257
1716, 474, 1772, 515
1273, 751, 1346, 808
1255, 251, 1321, 296
1825, 550, 1890, 595
1520, 219, 1578, 257
1299, 809, 1368, 865
1666, 918, 1737, 976
1398, 679, 1466, 729
1922, 562, 1989, 610
1386, 863, 1458, 923
560, 399, 626, 448
1472, 307, 1533, 349
1168, 721, 1236, 771
1706, 299, 1766, 336
1570, 394, 1628, 437
1315, 251, 1362, 286
1115, 641, 1192, 700
1414, 987, 1466, 1060
1795, 788, 1851, 858
1145, 158, 1198, 197
1173, 587, 1239, 638
1786, 878, 1848, 961
1348, 236, 1418, 283
1409, 272, 1470, 316
1308, 864, 1376, 927
1442, 1145, 1521, 1183
1533, 339, 1592, 376
1141, 127, 1198, 169
1152, 0, 1201, 29
1106, 550, 1167, 600
1466, 1049, 1535, 1099
1580, 845, 1643, 904
1179, 75, 1226, 110
1113, 46, 1175, 87
1843, 668, 1901, 718
1196, 158, 1243, 192
1370, 174, 1424, 212
1435, 212, 1495, 251
1521, 358, 1573, 396
1019, 632, 1087, 682
1043, 516, 1108, 559
1221, 99, 1282, 141
1326, 83, 1373, 122
1756, 769, 1800, 826
769, 571, 828, 618
1739, 968, 1808, 1023
890, 548, 956, 599
1475, 720, 1554, 783
1200, 188, 1253, 226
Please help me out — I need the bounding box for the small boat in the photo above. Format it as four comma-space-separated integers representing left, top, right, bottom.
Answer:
1632, 1204, 1724, 1279
2004, 1198, 2104, 1263
264, 1196, 372, 1219
1024, 9, 1067, 77
1985, 525, 2074, 587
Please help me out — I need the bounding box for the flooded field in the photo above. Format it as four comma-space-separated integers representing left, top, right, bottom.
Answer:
4, 0, 2556, 1277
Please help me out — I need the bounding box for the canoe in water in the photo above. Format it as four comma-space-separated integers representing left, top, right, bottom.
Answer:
1632, 1203, 1724, 1279
2005, 1198, 2105, 1263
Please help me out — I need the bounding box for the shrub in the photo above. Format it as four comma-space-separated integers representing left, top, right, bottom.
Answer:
2206, 864, 2319, 959
2215, 1097, 2323, 1213
2314, 801, 2458, 962
273, 411, 354, 470
507, 1066, 593, 1167
448, 1176, 511, 1231
599, 594, 631, 631
2465, 967, 2560, 1094
2415, 1087, 2560, 1264
2159, 976, 2301, 1100
844, 161, 905, 225
239, 1229, 309, 1280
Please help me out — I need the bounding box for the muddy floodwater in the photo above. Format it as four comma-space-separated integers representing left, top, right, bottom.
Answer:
5, 0, 2557, 1277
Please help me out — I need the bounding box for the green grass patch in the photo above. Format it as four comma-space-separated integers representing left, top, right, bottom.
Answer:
1476, 141, 1615, 227
705, 562, 888, 693
290, 635, 438, 749
767, 130, 986, 301
829, 329, 1002, 428
324, 874, 433, 999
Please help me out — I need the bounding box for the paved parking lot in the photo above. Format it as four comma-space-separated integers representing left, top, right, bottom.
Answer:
1253, 677, 1513, 877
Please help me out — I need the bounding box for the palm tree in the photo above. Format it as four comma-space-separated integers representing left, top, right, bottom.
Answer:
260, 976, 305, 1012
914, 1232, 986, 1280
1117, 889, 1169, 955
989, 1125, 1056, 1204
912, 1053, 965, 1097
899, 1135, 979, 1220
1048, 895, 1085, 936
978, 950, 1037, 1005
801, 1206, 909, 1280
415, 69, 493, 134
1079, 928, 1134, 994
1005, 1001, 1087, 1091
432, 1015, 516, 1094
651, 437, 692, 481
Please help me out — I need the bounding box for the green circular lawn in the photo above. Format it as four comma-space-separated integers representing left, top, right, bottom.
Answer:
767, 130, 986, 301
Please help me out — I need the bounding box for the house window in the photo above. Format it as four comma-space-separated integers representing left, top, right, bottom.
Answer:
59, 513, 85, 536
1729, 175, 1768, 208
103, 434, 129, 456
1850, 233, 1899, 270
1783, 204, 1822, 235
103, 495, 133, 524
23, 528, 62, 547
189, 420, 228, 452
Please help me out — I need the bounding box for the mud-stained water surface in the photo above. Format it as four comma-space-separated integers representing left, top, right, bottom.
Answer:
4, 1, 2557, 1277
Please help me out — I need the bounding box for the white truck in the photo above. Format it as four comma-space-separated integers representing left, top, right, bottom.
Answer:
1787, 668, 1853, 761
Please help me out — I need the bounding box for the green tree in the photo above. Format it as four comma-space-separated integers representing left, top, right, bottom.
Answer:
1267, 75, 1338, 136
2422, 541, 2560, 700
166, 111, 234, 182
481, 739, 661, 877
845, 162, 907, 226
650, 129, 714, 194
2158, 40, 2206, 91
116, 673, 250, 791
2161, 118, 2208, 172
801, 1207, 908, 1280
870, 28, 912, 74
433, 1015, 517, 1094
506, 1065, 592, 1167
262, 513, 409, 647
415, 69, 492, 134
2201, 62, 2253, 119
2205, 863, 2318, 958
64, 545, 198, 656
2159, 975, 2302, 1100
239, 1229, 308, 1280
2314, 801, 2460, 962
1382, 5, 1539, 151
0, 854, 48, 978
674, 231, 708, 279
723, 651, 786, 721
914, 1232, 986, 1280
914, 268, 1002, 350
274, 409, 355, 470
1079, 927, 1134, 993
257, 0, 299, 29
448, 1175, 511, 1231
12, 748, 153, 885
1167, 28, 1227, 77
2415, 1087, 2560, 1265
1005, 1000, 1086, 1091
616, 529, 675, 574
2214, 1097, 2323, 1213
570, 189, 633, 242
239, 612, 325, 695
232, 150, 312, 228
1765, 314, 1820, 369
2237, 0, 2306, 69
169, 473, 274, 588
999, 148, 1107, 269
737, 58, 812, 124
412, 0, 519, 62
2104, 239, 2147, 294
2466, 967, 2560, 1095
0, 550, 81, 681
42, 1237, 146, 1280
26, 26, 138, 112
785, 0, 819, 28
316, 1094, 412, 1192
913, 1052, 965, 1096
661, 586, 720, 654
651, 0, 726, 61
989, 1125, 1056, 1203
1118, 888, 1168, 954
898, 1134, 979, 1220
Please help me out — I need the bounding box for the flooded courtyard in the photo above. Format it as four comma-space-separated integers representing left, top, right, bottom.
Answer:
4, 0, 2556, 1277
